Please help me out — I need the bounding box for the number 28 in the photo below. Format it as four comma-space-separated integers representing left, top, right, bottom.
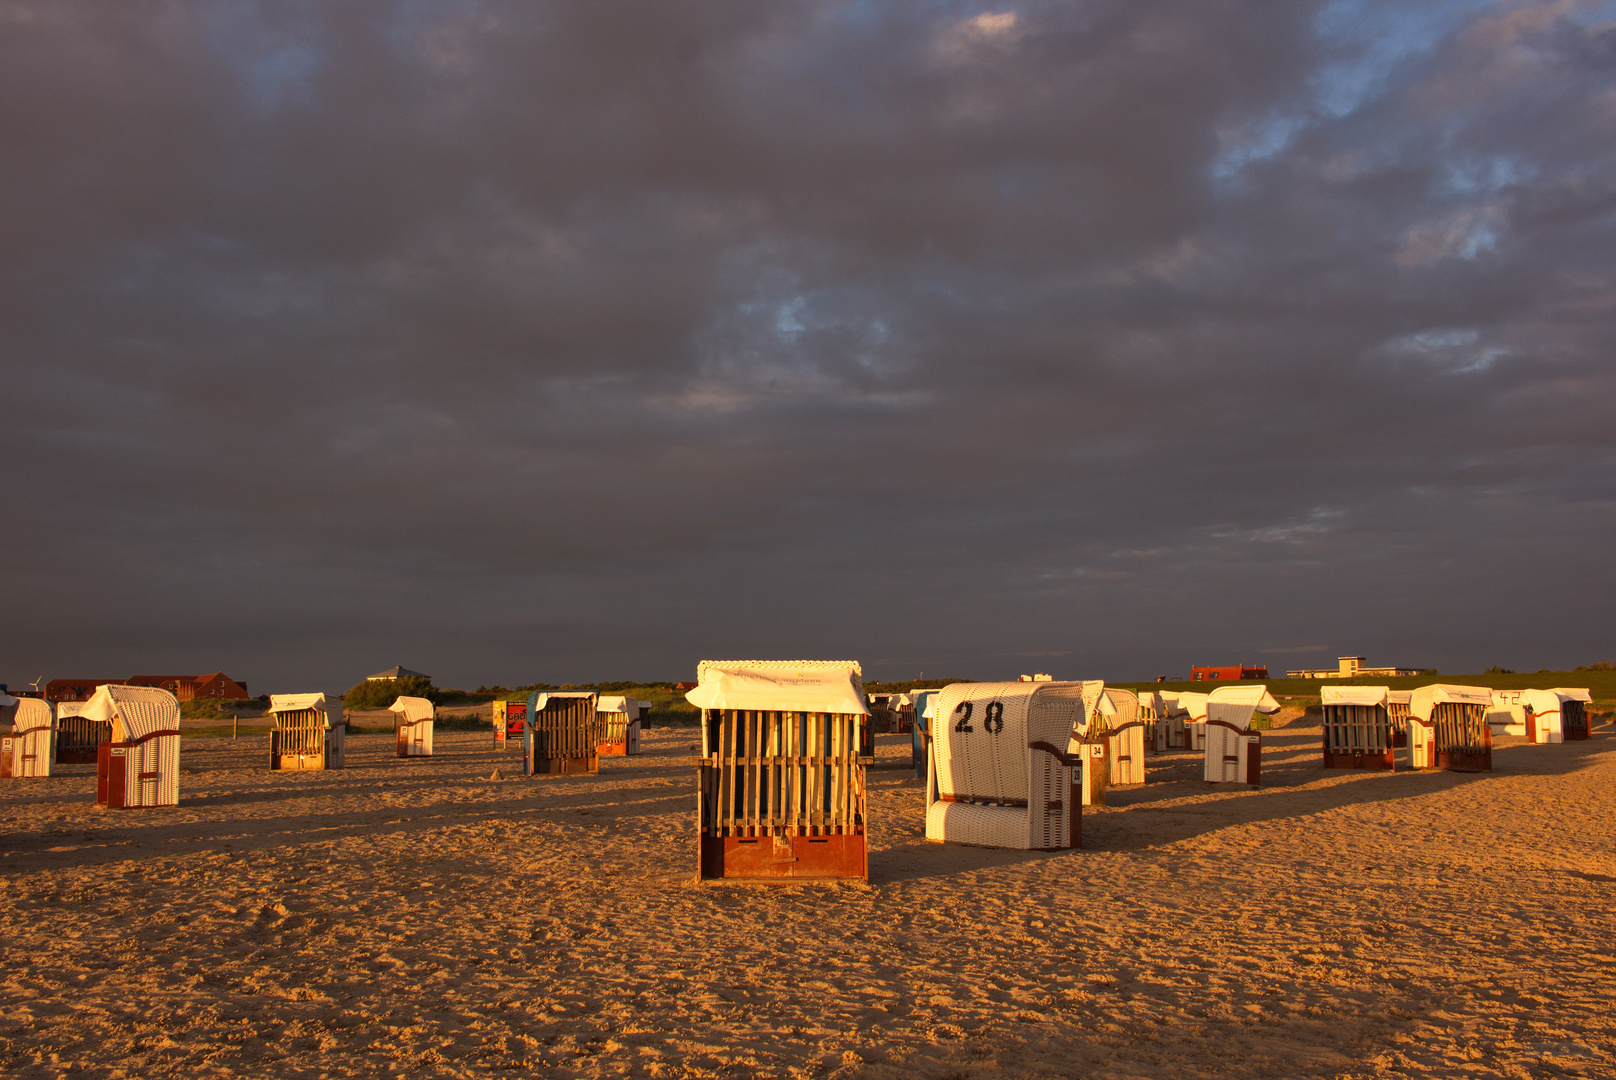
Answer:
954, 701, 1004, 734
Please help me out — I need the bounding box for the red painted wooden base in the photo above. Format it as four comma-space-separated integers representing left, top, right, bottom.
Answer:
700, 833, 867, 882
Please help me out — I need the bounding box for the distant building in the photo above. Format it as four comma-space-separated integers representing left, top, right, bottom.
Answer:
675, 681, 698, 691
367, 666, 431, 682
1286, 656, 1422, 679
127, 673, 250, 700
1190, 665, 1268, 682
44, 679, 123, 703
45, 673, 248, 702
1019, 673, 1055, 682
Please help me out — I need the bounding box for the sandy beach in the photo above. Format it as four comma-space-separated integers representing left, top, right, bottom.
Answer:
2, 717, 1612, 1078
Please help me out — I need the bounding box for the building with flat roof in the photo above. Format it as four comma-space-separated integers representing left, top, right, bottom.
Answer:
1286, 656, 1422, 679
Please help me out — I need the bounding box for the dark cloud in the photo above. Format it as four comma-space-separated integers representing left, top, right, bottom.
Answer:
3, 0, 1613, 692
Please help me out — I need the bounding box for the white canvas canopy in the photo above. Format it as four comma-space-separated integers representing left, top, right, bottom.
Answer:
533, 691, 596, 712
270, 693, 342, 726
1321, 685, 1389, 707
1208, 685, 1281, 713
686, 661, 868, 715
1387, 690, 1413, 706
1176, 692, 1209, 723
597, 695, 633, 714
81, 684, 181, 740
1409, 684, 1492, 723
388, 696, 435, 723
1550, 687, 1592, 703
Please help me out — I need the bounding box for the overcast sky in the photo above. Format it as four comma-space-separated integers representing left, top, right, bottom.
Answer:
3, 1, 1613, 694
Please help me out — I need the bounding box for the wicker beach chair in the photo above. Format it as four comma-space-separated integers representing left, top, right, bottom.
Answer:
926, 681, 1084, 851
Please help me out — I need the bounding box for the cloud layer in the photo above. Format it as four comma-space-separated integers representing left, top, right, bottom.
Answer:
3, 1, 1614, 691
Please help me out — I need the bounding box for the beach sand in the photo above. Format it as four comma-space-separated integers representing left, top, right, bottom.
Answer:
1, 716, 1612, 1078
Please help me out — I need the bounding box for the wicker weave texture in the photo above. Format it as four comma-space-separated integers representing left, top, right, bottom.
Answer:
11, 699, 53, 777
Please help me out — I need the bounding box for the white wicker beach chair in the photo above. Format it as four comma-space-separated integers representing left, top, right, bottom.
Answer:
926, 681, 1084, 851
389, 695, 435, 757
82, 685, 182, 808
4, 698, 54, 778
1202, 686, 1279, 785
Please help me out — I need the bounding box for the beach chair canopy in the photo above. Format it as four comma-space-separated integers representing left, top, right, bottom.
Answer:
597, 695, 633, 714
388, 696, 435, 723
533, 691, 596, 711
80, 684, 180, 741
1549, 687, 1592, 703
13, 698, 51, 730
685, 661, 867, 715
1409, 684, 1491, 722
1321, 685, 1389, 707
1136, 689, 1164, 714
269, 693, 341, 728
1520, 688, 1591, 714
1387, 690, 1412, 706
1208, 685, 1282, 713
1176, 692, 1209, 722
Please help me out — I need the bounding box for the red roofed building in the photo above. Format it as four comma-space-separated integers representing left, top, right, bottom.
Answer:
1190, 664, 1268, 682
126, 673, 250, 700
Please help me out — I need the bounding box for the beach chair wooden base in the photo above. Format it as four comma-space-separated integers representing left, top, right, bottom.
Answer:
530, 754, 598, 776
96, 735, 179, 809
1438, 749, 1491, 772
699, 832, 867, 882
272, 753, 328, 771
1322, 746, 1394, 770
396, 722, 433, 758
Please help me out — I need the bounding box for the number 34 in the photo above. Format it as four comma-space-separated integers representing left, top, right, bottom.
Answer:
954, 701, 1004, 734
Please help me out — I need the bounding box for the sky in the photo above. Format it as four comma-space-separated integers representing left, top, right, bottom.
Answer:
3, 0, 1614, 694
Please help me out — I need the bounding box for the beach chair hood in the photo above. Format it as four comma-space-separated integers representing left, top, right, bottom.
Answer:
387, 696, 435, 723
1208, 685, 1281, 713
80, 684, 181, 741
685, 661, 867, 715
1409, 684, 1492, 723
1321, 685, 1389, 707
270, 693, 341, 728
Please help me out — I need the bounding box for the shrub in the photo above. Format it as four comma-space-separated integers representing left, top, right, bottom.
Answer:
343, 676, 440, 710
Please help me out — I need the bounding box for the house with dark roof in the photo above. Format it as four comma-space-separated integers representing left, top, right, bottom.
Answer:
367, 666, 431, 682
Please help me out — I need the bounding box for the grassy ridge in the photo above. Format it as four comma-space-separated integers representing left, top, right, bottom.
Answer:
1110, 669, 1616, 711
